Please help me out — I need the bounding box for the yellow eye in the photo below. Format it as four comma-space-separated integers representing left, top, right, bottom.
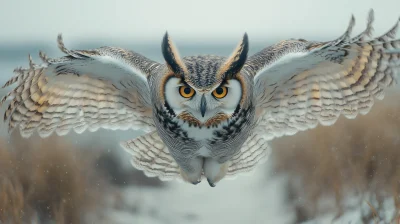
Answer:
212, 86, 228, 99
179, 86, 195, 98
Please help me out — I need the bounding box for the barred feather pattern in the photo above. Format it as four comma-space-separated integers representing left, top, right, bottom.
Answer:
226, 132, 270, 177
1, 35, 159, 138
122, 131, 270, 181
121, 131, 180, 181
245, 10, 400, 140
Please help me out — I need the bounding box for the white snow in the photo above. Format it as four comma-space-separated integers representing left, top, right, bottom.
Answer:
99, 161, 294, 224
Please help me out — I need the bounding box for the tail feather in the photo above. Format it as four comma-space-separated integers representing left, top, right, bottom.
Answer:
121, 131, 181, 181
122, 131, 270, 182
227, 133, 271, 178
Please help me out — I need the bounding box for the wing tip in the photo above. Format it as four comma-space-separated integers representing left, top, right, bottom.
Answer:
347, 14, 356, 36
57, 33, 73, 56
56, 33, 81, 58
365, 9, 375, 38
39, 51, 51, 63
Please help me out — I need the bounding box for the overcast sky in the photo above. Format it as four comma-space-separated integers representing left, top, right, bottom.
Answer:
0, 0, 399, 45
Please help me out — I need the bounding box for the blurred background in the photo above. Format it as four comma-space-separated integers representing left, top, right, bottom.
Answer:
0, 0, 400, 223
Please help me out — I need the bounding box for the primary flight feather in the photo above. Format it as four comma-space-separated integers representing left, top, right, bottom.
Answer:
1, 9, 399, 187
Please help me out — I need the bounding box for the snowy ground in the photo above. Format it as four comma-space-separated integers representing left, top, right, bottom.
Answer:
101, 162, 293, 224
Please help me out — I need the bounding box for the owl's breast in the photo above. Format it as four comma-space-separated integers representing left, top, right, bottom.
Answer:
179, 123, 228, 157
153, 105, 256, 160
179, 122, 219, 141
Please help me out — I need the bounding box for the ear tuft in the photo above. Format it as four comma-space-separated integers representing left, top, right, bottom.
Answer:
161, 32, 188, 75
217, 33, 249, 79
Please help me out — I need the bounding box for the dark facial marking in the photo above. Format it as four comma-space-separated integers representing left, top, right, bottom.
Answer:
161, 32, 186, 75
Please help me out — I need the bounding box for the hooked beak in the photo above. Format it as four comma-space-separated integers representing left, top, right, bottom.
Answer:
200, 94, 207, 117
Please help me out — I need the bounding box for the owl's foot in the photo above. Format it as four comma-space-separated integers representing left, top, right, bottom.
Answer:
204, 158, 229, 187
192, 180, 201, 185
207, 178, 216, 187
180, 157, 203, 184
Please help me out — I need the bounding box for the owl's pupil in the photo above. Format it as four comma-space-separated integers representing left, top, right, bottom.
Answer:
184, 87, 191, 94
216, 87, 223, 95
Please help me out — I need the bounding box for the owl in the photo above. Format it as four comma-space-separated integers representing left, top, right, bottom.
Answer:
1, 10, 399, 187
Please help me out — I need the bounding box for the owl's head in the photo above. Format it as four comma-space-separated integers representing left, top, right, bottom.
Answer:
160, 32, 252, 128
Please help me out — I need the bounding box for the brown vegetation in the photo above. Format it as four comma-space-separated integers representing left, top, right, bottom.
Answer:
0, 134, 102, 224
271, 90, 400, 223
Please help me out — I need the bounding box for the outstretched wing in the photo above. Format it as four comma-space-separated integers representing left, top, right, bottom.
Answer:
244, 10, 400, 141
1, 35, 162, 138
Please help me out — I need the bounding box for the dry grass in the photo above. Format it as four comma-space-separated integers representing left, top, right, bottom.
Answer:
271, 91, 400, 223
0, 133, 102, 224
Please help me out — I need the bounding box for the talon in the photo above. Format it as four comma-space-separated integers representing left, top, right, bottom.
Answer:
207, 178, 216, 187
192, 180, 201, 185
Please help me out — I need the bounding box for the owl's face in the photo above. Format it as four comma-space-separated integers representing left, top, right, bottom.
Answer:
164, 75, 242, 127
160, 33, 250, 128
